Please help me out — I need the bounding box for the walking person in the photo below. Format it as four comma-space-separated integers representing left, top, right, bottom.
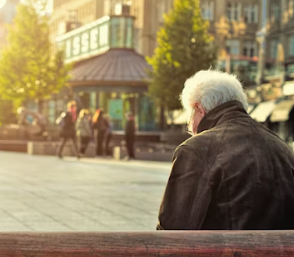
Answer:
125, 112, 136, 160
104, 114, 113, 157
76, 109, 92, 156
92, 108, 107, 156
157, 70, 294, 230
56, 101, 79, 159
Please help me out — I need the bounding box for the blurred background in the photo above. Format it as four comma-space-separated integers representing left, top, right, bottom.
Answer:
0, 0, 294, 232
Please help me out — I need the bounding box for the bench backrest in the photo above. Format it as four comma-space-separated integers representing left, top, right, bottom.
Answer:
0, 231, 293, 256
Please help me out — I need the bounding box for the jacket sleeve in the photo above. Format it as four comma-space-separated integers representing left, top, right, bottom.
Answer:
157, 145, 212, 230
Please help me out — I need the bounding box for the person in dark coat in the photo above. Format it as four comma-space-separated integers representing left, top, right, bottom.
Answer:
92, 109, 107, 156
104, 114, 113, 157
57, 101, 79, 159
157, 70, 294, 230
76, 109, 92, 155
125, 112, 136, 160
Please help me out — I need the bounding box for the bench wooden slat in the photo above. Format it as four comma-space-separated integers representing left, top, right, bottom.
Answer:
0, 231, 292, 256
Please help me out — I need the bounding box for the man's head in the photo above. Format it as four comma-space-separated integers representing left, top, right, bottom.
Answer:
181, 70, 248, 135
67, 101, 77, 112
126, 111, 134, 120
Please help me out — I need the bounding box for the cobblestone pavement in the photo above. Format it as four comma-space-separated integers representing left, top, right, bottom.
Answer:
0, 152, 171, 232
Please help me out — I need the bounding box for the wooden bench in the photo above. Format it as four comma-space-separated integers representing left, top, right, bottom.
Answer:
0, 231, 292, 256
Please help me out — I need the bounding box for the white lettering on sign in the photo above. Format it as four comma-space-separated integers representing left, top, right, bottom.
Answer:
81, 33, 89, 53
90, 28, 98, 50
73, 36, 80, 56
66, 40, 72, 58
100, 25, 109, 46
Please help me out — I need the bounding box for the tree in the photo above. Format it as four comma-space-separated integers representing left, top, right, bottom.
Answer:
0, 0, 70, 112
147, 0, 217, 111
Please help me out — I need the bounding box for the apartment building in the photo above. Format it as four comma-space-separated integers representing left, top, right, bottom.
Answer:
200, 0, 262, 85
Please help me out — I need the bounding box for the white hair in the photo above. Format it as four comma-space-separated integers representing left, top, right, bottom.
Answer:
181, 70, 248, 116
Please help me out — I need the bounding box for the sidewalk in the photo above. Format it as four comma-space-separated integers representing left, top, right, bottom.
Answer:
0, 152, 170, 232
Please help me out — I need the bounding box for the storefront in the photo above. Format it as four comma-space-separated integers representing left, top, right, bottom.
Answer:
250, 100, 276, 124
269, 100, 294, 141
52, 14, 159, 132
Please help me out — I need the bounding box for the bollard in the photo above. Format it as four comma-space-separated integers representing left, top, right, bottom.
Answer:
113, 146, 121, 160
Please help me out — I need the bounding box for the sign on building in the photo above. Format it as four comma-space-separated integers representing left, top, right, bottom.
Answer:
56, 16, 134, 63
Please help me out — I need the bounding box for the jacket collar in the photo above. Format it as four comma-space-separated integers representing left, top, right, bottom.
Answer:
197, 100, 248, 134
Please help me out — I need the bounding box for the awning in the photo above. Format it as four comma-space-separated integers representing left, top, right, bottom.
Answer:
247, 105, 255, 114
250, 101, 276, 122
283, 82, 294, 96
70, 49, 150, 86
270, 100, 294, 122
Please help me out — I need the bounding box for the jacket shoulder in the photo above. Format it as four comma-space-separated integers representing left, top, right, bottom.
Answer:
177, 131, 212, 159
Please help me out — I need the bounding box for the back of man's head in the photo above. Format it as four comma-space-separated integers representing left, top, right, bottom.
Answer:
181, 70, 248, 115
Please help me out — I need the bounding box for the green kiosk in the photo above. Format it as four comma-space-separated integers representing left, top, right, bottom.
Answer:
56, 15, 158, 132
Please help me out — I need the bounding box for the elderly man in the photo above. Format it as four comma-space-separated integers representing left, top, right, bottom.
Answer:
157, 70, 294, 230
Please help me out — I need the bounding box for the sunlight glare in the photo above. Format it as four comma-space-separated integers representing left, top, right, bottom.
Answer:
0, 0, 6, 9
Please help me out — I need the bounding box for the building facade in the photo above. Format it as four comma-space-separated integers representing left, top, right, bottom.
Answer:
50, 0, 174, 57
0, 0, 19, 52
200, 0, 262, 86
247, 0, 294, 143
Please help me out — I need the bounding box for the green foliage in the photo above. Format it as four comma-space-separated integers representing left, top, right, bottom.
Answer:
147, 0, 217, 111
0, 0, 70, 111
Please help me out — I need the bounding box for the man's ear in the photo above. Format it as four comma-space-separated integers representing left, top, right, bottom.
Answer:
195, 102, 206, 118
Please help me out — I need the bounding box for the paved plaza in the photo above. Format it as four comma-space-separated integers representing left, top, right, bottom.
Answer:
0, 152, 171, 232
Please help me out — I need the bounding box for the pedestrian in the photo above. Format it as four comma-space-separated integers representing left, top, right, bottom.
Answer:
56, 101, 79, 159
104, 114, 113, 157
157, 70, 294, 230
76, 109, 92, 156
125, 112, 136, 160
92, 108, 107, 156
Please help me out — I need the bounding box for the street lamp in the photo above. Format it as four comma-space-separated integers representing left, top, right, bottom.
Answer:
256, 0, 268, 85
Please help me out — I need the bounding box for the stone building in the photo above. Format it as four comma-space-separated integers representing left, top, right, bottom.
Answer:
0, 0, 19, 52
248, 0, 294, 143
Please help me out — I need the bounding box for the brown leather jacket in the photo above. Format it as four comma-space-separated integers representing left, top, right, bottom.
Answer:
157, 101, 294, 230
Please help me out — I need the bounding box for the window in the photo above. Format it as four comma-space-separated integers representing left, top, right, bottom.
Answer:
288, 0, 294, 18
157, 0, 165, 23
201, 1, 214, 21
270, 1, 281, 22
270, 39, 280, 59
289, 35, 294, 56
243, 41, 257, 57
67, 10, 77, 21
227, 2, 241, 21
244, 4, 258, 23
226, 39, 240, 55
